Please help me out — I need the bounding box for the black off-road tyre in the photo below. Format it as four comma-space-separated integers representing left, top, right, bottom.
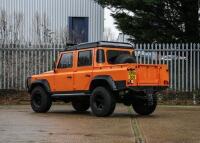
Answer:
90, 87, 116, 117
132, 94, 157, 115
72, 97, 90, 112
31, 86, 52, 113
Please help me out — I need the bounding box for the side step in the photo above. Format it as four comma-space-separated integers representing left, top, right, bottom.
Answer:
51, 93, 91, 97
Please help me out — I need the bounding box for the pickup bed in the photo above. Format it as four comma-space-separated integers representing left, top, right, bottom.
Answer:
128, 64, 169, 86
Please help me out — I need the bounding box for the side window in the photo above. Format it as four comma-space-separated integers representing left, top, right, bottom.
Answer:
78, 50, 92, 67
96, 49, 105, 63
57, 53, 73, 68
107, 50, 130, 64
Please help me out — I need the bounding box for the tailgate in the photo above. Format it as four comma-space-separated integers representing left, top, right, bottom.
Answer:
135, 64, 168, 86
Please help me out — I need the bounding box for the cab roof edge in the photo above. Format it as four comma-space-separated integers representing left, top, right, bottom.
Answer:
64, 41, 134, 51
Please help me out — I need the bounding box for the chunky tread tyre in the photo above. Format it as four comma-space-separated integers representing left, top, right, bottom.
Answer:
31, 86, 52, 113
72, 98, 90, 112
90, 87, 116, 117
132, 94, 157, 115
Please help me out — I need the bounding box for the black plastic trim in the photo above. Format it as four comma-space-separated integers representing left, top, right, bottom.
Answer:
90, 75, 117, 91
129, 86, 168, 93
115, 81, 127, 90
65, 41, 133, 51
51, 90, 90, 95
51, 93, 91, 97
28, 79, 51, 93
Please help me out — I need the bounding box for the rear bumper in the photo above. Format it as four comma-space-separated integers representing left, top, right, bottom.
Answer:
128, 86, 168, 93
114, 80, 168, 92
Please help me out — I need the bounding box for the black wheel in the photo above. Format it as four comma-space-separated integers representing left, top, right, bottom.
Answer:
31, 86, 52, 113
72, 97, 90, 112
132, 93, 157, 115
90, 87, 116, 117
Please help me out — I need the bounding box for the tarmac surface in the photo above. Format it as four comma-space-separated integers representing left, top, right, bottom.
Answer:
0, 104, 200, 143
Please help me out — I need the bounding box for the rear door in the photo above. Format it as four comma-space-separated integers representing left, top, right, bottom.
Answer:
74, 50, 93, 91
54, 52, 74, 92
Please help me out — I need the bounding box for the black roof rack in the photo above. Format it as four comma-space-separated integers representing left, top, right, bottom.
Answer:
64, 41, 133, 51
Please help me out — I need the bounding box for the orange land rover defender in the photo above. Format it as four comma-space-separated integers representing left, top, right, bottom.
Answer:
27, 41, 169, 117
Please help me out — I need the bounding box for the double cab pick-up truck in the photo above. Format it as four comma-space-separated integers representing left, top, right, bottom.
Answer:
27, 41, 169, 117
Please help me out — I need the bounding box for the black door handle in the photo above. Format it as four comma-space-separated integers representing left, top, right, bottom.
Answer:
85, 74, 91, 77
67, 76, 72, 79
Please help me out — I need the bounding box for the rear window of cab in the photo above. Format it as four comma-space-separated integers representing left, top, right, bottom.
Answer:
107, 50, 131, 64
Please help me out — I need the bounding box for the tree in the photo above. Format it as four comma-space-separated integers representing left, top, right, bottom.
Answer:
104, 28, 116, 41
33, 12, 53, 43
60, 26, 70, 45
0, 10, 24, 44
33, 12, 42, 43
0, 10, 9, 44
95, 0, 200, 43
12, 12, 23, 44
41, 13, 52, 43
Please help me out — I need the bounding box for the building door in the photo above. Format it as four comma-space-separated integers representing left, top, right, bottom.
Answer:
69, 17, 89, 44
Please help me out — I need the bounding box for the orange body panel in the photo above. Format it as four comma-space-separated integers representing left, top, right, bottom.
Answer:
31, 47, 169, 92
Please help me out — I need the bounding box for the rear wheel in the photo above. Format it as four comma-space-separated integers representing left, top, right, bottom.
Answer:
31, 86, 52, 113
132, 93, 157, 115
90, 87, 116, 117
72, 97, 90, 112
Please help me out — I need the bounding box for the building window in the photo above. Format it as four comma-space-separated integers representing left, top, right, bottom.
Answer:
78, 50, 92, 67
69, 17, 89, 44
57, 53, 73, 68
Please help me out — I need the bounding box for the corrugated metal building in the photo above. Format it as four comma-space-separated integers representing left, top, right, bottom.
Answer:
0, 0, 104, 44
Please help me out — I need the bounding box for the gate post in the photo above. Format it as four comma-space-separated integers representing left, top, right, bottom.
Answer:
193, 93, 197, 105
0, 47, 2, 89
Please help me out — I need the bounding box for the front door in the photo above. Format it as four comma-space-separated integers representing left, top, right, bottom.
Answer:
74, 50, 93, 91
54, 52, 74, 92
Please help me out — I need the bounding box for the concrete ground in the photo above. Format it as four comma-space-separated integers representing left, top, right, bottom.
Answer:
138, 106, 200, 143
0, 104, 199, 143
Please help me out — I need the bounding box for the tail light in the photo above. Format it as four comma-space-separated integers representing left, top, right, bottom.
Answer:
164, 80, 169, 85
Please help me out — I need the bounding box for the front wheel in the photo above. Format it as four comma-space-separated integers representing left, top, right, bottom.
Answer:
31, 86, 52, 113
132, 93, 157, 115
90, 87, 116, 117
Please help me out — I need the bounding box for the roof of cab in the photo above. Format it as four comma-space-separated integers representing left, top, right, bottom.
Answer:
65, 41, 133, 51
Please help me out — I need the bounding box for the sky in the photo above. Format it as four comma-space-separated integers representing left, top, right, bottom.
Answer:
104, 8, 120, 39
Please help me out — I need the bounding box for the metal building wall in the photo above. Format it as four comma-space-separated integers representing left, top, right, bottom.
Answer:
0, 0, 104, 43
